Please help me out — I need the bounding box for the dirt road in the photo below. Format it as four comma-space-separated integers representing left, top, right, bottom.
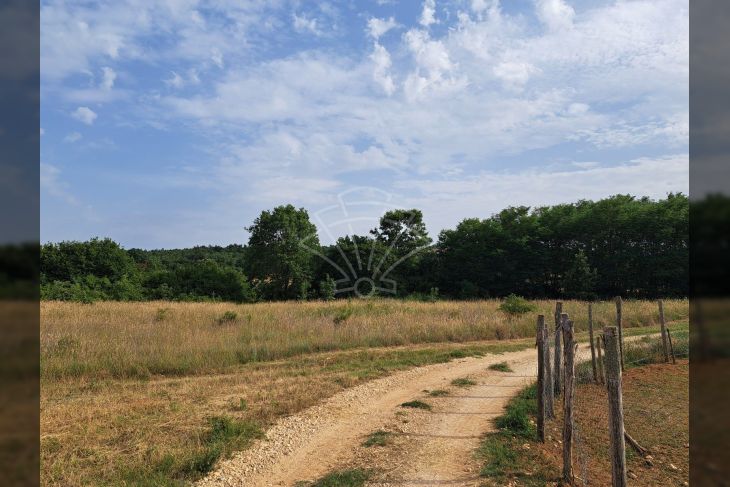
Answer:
198, 347, 538, 487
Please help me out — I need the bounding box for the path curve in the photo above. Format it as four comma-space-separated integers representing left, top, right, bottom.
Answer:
198, 347, 538, 487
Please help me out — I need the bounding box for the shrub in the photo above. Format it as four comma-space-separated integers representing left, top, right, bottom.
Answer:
333, 305, 354, 325
217, 311, 238, 325
155, 307, 171, 322
498, 294, 536, 315
319, 274, 336, 301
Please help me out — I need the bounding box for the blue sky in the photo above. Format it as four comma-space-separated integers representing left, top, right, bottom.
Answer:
40, 0, 688, 249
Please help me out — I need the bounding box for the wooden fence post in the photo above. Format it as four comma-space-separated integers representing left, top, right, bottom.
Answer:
562, 317, 575, 485
536, 315, 546, 442
615, 297, 625, 372
603, 326, 628, 487
554, 301, 563, 396
667, 328, 677, 364
659, 300, 670, 363
588, 303, 598, 383
544, 320, 554, 419
596, 336, 605, 384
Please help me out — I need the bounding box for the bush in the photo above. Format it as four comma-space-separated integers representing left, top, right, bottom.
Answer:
217, 311, 238, 324
498, 294, 536, 315
319, 274, 336, 301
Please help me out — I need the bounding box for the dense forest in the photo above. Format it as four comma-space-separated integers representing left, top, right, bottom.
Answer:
39, 194, 689, 302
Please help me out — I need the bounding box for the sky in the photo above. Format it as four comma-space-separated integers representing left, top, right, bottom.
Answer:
40, 0, 689, 249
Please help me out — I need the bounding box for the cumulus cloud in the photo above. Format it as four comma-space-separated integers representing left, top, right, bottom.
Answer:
419, 0, 437, 27
100, 66, 116, 90
535, 0, 575, 31
493, 61, 539, 90
293, 13, 322, 36
370, 43, 396, 95
367, 16, 398, 40
71, 106, 97, 125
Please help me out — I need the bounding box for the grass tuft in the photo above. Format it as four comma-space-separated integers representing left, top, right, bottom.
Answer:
488, 361, 512, 372
362, 430, 392, 447
306, 469, 371, 487
400, 400, 432, 410
451, 377, 477, 387
428, 389, 449, 397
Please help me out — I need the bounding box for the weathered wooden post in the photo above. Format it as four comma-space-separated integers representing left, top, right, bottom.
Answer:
615, 297, 625, 372
536, 315, 546, 442
596, 336, 605, 385
588, 303, 598, 383
562, 317, 575, 485
554, 301, 563, 396
658, 300, 670, 363
604, 326, 627, 487
545, 322, 555, 419
667, 328, 677, 364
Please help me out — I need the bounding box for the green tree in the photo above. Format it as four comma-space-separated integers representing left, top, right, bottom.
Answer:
246, 205, 320, 300
563, 249, 597, 299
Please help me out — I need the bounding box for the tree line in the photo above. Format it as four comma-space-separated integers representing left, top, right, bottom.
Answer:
40, 193, 688, 302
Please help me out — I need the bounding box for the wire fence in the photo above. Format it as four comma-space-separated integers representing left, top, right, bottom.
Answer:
539, 302, 689, 486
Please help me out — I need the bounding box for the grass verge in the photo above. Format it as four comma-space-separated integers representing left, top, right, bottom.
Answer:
476, 384, 558, 485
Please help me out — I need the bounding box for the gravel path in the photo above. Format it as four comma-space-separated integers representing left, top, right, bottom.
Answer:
197, 347, 537, 487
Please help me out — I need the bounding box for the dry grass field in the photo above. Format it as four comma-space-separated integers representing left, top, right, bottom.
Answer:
40, 298, 688, 486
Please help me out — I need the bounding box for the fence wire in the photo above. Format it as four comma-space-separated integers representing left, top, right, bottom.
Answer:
546, 325, 689, 486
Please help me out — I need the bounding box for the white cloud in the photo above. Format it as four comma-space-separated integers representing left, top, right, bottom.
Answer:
71, 106, 97, 125
419, 0, 437, 27
165, 71, 184, 89
63, 132, 83, 143
211, 48, 224, 68
293, 12, 322, 36
367, 16, 398, 40
41, 162, 79, 205
535, 0, 575, 31
370, 43, 396, 95
493, 61, 539, 90
100, 66, 116, 90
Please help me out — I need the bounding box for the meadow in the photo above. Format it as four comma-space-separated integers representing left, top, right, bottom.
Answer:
40, 298, 688, 486
41, 298, 687, 380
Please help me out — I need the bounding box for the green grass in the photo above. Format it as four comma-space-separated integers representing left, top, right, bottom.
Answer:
362, 430, 392, 447
494, 384, 537, 438
428, 389, 449, 397
476, 383, 557, 485
303, 469, 371, 487
451, 377, 477, 387
400, 400, 432, 410
117, 416, 263, 486
488, 361, 512, 372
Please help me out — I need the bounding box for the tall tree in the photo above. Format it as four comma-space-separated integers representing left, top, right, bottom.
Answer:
246, 205, 320, 300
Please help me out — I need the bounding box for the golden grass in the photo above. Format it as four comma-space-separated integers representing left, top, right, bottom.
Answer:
39, 298, 688, 486
41, 299, 688, 380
